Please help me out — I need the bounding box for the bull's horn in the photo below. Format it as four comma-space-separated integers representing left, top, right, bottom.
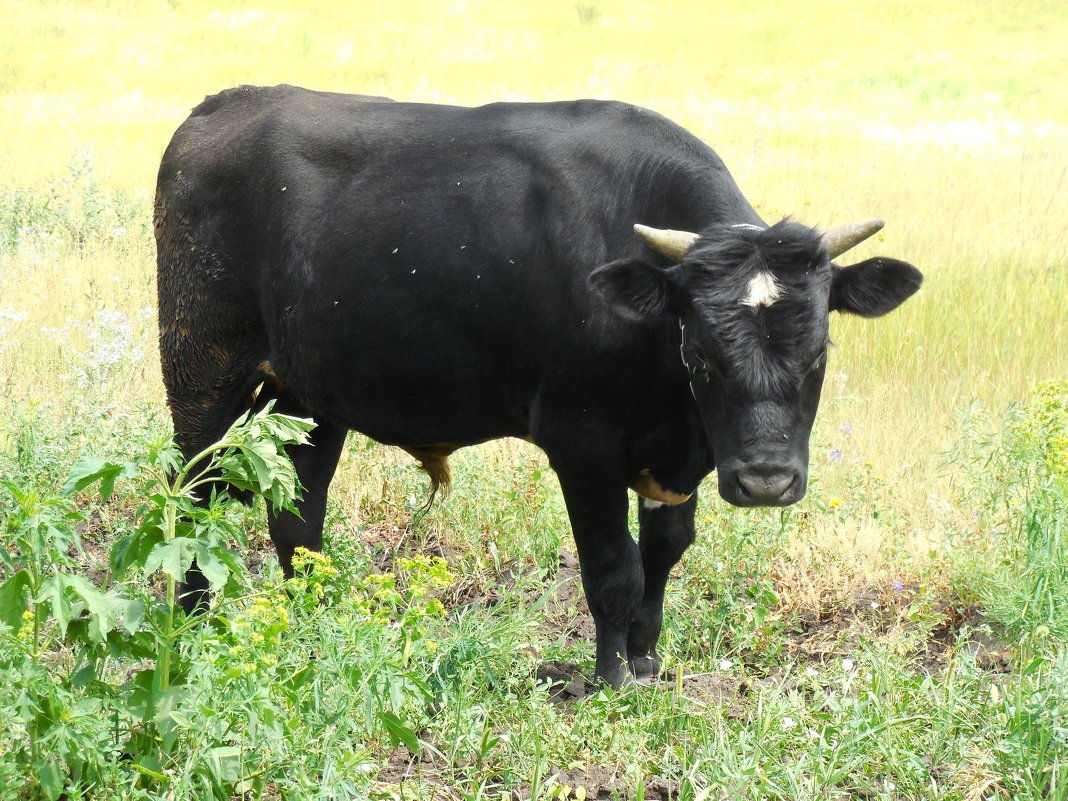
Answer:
821, 219, 885, 259
633, 223, 700, 262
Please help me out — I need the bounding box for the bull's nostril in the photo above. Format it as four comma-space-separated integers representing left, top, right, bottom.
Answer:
737, 470, 796, 504
767, 474, 794, 499
736, 473, 760, 498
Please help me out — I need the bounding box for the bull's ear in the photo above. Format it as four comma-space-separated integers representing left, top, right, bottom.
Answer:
830, 257, 923, 318
588, 258, 683, 320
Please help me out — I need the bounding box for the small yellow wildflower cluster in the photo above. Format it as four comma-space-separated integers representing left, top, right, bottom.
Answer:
222, 593, 290, 677
17, 609, 34, 643
291, 546, 339, 577
396, 555, 453, 592
351, 555, 453, 630
288, 546, 341, 601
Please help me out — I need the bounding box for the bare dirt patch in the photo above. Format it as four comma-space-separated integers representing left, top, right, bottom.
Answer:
534, 660, 588, 702
781, 580, 1012, 674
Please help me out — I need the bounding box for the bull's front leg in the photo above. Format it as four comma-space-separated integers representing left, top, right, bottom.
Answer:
556, 470, 644, 689
627, 493, 697, 680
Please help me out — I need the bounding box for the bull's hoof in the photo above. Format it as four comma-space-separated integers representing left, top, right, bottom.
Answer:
629, 654, 661, 683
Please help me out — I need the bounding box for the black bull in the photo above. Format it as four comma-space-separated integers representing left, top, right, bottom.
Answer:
155, 85, 922, 688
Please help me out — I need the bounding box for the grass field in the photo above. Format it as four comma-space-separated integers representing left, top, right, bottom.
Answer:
1, 1, 1067, 799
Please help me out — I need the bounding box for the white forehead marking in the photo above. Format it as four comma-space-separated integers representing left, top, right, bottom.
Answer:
731, 223, 765, 232
641, 498, 667, 511
741, 272, 783, 309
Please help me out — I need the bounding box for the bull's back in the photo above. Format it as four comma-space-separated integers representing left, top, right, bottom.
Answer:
154, 87, 713, 443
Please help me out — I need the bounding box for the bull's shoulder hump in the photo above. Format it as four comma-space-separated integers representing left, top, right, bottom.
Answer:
189, 84, 394, 119
478, 99, 717, 162
471, 98, 681, 132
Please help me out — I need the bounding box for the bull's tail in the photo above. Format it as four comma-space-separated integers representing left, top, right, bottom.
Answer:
401, 444, 455, 512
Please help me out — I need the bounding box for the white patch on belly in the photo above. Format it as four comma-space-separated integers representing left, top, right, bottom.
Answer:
642, 498, 667, 511
741, 272, 783, 309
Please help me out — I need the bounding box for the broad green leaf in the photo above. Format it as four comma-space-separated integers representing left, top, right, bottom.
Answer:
62, 456, 137, 501
124, 669, 156, 723
204, 746, 244, 785
169, 709, 193, 728
36, 574, 72, 636
143, 537, 197, 582
32, 573, 117, 643
62, 573, 116, 642
71, 662, 97, 689
113, 597, 147, 635
379, 711, 420, 753
195, 541, 231, 591
152, 686, 186, 752
0, 568, 32, 630
242, 445, 273, 492
35, 758, 64, 801
111, 526, 164, 578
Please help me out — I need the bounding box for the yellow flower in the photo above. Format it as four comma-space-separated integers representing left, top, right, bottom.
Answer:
828, 498, 842, 509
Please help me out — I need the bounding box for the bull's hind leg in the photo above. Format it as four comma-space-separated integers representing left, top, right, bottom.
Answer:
261, 393, 347, 578
627, 493, 697, 680
157, 287, 270, 610
163, 354, 267, 613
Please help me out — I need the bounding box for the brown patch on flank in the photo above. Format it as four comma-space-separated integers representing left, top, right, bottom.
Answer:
258, 360, 284, 391
248, 361, 286, 406
629, 469, 691, 505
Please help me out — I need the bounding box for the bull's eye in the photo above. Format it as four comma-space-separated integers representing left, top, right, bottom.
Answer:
688, 345, 721, 380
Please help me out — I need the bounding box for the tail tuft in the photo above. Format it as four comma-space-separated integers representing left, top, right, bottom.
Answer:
401, 444, 456, 511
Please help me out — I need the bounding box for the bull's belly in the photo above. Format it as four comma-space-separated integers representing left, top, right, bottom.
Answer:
272, 344, 533, 448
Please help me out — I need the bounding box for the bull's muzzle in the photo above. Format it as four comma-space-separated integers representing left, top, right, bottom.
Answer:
721, 462, 806, 507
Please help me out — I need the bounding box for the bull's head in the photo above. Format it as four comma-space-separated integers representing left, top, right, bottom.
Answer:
589, 218, 922, 506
